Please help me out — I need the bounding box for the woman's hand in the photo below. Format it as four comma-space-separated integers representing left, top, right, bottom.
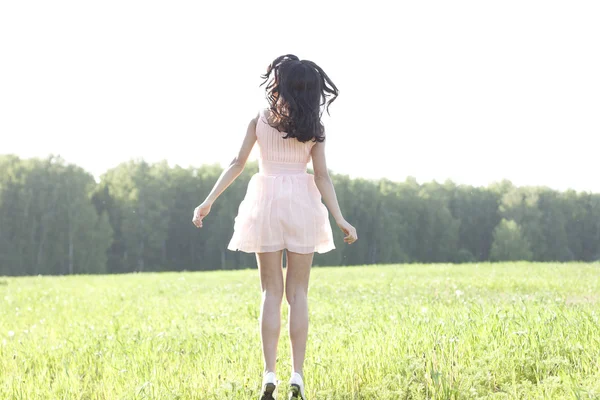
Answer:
337, 219, 358, 244
192, 201, 212, 228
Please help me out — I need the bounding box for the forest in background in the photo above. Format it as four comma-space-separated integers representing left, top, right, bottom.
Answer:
1, 154, 599, 276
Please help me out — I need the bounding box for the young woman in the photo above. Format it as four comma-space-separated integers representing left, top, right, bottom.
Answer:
192, 54, 357, 400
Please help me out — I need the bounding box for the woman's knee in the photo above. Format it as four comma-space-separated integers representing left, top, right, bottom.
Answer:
285, 285, 308, 306
257, 250, 284, 303
263, 285, 284, 303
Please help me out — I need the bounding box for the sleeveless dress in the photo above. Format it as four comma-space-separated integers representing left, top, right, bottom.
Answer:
227, 109, 336, 254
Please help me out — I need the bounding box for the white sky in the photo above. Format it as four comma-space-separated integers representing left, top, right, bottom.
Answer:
1, 1, 599, 192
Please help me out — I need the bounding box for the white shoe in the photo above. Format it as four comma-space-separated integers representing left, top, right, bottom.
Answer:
260, 371, 277, 400
289, 372, 306, 400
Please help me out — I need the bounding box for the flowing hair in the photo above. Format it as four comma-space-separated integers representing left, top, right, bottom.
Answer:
260, 54, 339, 143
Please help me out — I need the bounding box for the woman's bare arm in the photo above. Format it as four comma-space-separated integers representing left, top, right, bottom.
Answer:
311, 138, 343, 222
311, 136, 358, 243
192, 116, 257, 228
203, 117, 257, 204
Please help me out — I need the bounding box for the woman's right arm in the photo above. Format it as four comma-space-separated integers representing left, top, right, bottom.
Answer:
311, 137, 358, 244
192, 116, 257, 228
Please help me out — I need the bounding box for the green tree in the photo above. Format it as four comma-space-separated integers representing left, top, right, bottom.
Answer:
415, 182, 460, 263
59, 163, 113, 274
499, 187, 547, 260
94, 161, 172, 272
449, 186, 501, 261
0, 155, 112, 275
4, 153, 600, 274
537, 190, 573, 261
490, 219, 533, 261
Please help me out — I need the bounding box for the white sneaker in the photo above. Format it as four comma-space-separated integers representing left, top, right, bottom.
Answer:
260, 371, 277, 400
288, 372, 306, 400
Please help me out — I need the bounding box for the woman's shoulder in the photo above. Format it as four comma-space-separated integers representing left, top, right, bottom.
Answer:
260, 108, 272, 123
249, 109, 267, 125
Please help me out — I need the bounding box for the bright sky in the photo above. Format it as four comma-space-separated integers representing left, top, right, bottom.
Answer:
1, 1, 599, 192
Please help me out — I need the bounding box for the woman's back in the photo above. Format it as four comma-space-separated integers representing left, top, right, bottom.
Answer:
256, 109, 315, 167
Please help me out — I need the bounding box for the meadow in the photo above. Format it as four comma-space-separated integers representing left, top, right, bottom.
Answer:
1, 263, 599, 399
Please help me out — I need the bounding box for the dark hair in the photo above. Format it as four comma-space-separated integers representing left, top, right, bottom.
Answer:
260, 54, 339, 143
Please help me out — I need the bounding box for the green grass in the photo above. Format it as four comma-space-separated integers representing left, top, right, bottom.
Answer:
1, 263, 599, 399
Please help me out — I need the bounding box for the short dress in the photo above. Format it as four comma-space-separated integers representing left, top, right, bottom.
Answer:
227, 109, 335, 254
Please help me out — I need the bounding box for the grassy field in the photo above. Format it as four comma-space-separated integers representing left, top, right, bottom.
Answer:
1, 263, 599, 399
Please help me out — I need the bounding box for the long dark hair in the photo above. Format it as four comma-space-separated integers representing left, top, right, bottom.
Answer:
260, 54, 338, 143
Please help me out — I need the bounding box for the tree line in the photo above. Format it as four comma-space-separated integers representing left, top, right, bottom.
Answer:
1, 154, 599, 276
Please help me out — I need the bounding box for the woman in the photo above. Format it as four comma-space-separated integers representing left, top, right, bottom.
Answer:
192, 54, 358, 400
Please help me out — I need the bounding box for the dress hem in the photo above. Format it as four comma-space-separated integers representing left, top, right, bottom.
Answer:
227, 243, 335, 255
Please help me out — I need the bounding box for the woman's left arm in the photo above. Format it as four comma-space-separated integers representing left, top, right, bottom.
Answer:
192, 116, 257, 228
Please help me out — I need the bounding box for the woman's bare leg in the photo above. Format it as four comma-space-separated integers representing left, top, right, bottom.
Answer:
285, 251, 314, 378
256, 251, 284, 374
